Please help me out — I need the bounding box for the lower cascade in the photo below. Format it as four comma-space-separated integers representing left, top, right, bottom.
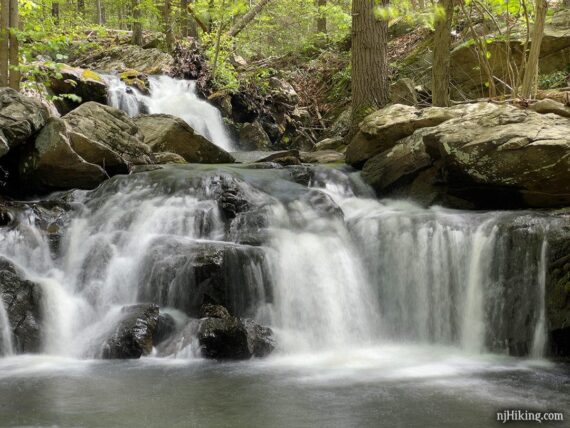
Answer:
0, 164, 562, 358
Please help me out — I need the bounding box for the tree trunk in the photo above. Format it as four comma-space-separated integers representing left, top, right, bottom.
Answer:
316, 0, 326, 34
228, 0, 274, 37
0, 0, 9, 87
96, 0, 103, 25
164, 0, 175, 52
432, 0, 454, 106
77, 0, 85, 16
131, 0, 143, 46
51, 2, 60, 25
351, 0, 389, 128
520, 0, 547, 99
8, 0, 18, 90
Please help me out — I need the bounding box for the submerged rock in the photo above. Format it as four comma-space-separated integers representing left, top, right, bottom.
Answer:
0, 257, 43, 353
196, 303, 274, 360
0, 88, 49, 158
135, 114, 235, 164
101, 304, 159, 359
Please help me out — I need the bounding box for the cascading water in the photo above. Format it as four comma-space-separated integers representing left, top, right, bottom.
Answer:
105, 75, 234, 152
0, 165, 559, 358
0, 298, 12, 356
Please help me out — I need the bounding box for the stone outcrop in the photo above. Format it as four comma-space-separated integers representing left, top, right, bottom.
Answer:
101, 304, 159, 359
20, 102, 153, 191
0, 257, 43, 354
48, 65, 108, 114
135, 114, 234, 164
0, 88, 49, 158
350, 102, 570, 209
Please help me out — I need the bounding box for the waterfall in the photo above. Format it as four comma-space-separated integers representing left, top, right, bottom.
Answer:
0, 298, 12, 356
0, 165, 559, 359
104, 75, 234, 152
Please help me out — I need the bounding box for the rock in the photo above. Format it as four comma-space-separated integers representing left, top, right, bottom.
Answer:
361, 129, 432, 194
197, 303, 274, 360
119, 69, 150, 96
238, 122, 271, 151
19, 117, 109, 190
530, 99, 570, 118
48, 65, 108, 114
314, 136, 346, 152
269, 77, 299, 105
423, 103, 570, 208
390, 78, 418, 106
257, 150, 301, 166
153, 313, 177, 346
73, 45, 174, 75
208, 92, 233, 117
346, 104, 457, 168
64, 102, 152, 167
154, 152, 187, 164
0, 88, 49, 157
0, 257, 43, 353
135, 114, 234, 164
101, 304, 159, 359
300, 150, 345, 164
325, 107, 351, 139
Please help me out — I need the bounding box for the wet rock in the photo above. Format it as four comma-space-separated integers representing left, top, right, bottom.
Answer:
154, 152, 187, 164
238, 121, 271, 151
314, 136, 346, 152
153, 313, 177, 346
135, 114, 234, 164
0, 257, 43, 353
257, 150, 301, 166
48, 65, 108, 114
101, 304, 159, 359
0, 88, 49, 158
197, 303, 275, 360
119, 69, 150, 96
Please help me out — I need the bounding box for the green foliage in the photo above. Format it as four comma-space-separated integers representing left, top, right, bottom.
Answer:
538, 70, 569, 90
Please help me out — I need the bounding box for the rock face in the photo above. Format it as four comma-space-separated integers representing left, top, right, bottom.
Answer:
73, 45, 174, 75
547, 231, 570, 357
0, 258, 43, 353
239, 122, 271, 150
48, 66, 108, 114
101, 304, 159, 359
0, 88, 49, 157
351, 102, 570, 209
346, 104, 456, 168
20, 103, 153, 191
135, 114, 234, 164
119, 69, 150, 95
196, 303, 274, 360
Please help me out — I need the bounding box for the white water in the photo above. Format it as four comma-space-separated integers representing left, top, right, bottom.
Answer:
0, 297, 12, 356
105, 75, 234, 152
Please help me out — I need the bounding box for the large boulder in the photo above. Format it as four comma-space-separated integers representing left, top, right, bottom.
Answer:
346, 104, 456, 168
101, 304, 159, 359
423, 103, 570, 208
238, 121, 271, 151
20, 103, 153, 191
135, 114, 234, 164
0, 257, 43, 354
196, 303, 274, 360
0, 88, 49, 157
48, 65, 108, 114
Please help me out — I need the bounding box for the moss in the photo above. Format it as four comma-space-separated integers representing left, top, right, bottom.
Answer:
81, 69, 104, 83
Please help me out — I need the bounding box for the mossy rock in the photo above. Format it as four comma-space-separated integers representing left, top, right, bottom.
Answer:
119, 69, 150, 96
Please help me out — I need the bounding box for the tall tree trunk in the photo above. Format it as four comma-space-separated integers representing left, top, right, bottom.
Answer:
181, 0, 198, 38
131, 0, 143, 46
8, 0, 18, 90
51, 2, 60, 25
96, 0, 103, 25
77, 0, 85, 17
521, 0, 547, 99
432, 0, 454, 106
351, 0, 389, 128
228, 0, 274, 37
164, 0, 175, 52
316, 0, 326, 34
0, 0, 9, 87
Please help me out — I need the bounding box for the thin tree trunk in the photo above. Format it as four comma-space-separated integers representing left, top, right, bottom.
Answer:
164, 0, 175, 52
432, 0, 454, 106
8, 0, 19, 90
228, 0, 273, 37
187, 1, 208, 33
212, 0, 227, 79
351, 0, 389, 127
0, 0, 9, 87
51, 1, 60, 25
521, 0, 547, 99
316, 0, 326, 34
77, 0, 85, 17
132, 0, 143, 46
96, 0, 103, 25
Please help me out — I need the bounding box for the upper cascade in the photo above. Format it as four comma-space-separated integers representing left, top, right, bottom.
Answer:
104, 75, 235, 152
